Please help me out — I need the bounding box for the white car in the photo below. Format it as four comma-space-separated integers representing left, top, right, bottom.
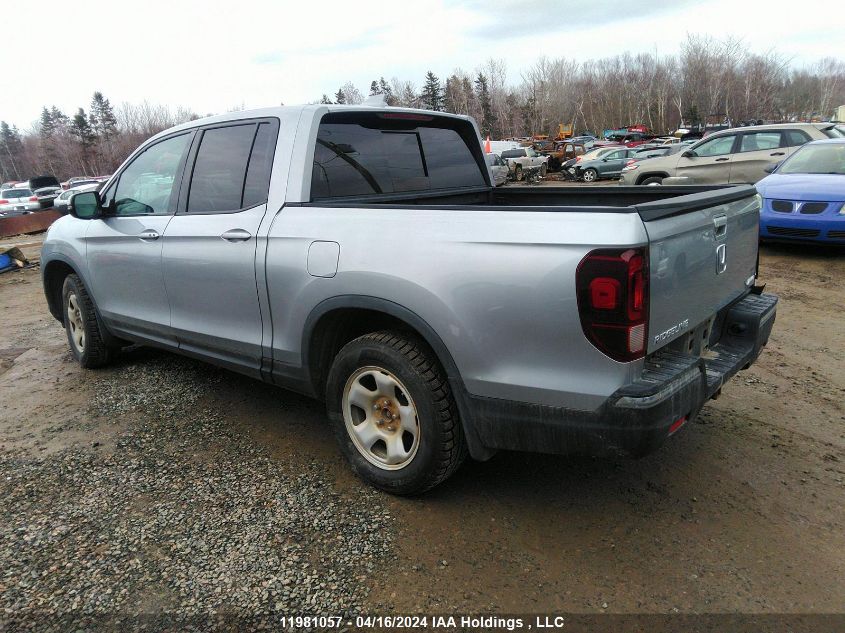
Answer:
0, 188, 40, 215
484, 153, 509, 186
53, 183, 100, 214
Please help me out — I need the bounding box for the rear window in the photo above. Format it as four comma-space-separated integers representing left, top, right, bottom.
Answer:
2, 189, 32, 198
500, 149, 526, 159
822, 125, 845, 139
310, 113, 485, 200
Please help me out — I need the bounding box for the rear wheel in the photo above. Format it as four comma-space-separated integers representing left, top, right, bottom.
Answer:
641, 176, 663, 185
514, 164, 524, 181
62, 274, 116, 368
582, 168, 598, 183
326, 331, 467, 495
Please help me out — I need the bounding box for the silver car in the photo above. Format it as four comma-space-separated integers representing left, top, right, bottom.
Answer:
484, 153, 509, 186
53, 183, 100, 214
0, 188, 40, 214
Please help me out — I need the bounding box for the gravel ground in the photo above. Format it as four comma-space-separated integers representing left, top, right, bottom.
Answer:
1, 233, 844, 630
1, 351, 392, 630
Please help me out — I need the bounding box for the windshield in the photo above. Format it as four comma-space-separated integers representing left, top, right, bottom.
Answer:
779, 143, 845, 175
1, 189, 33, 198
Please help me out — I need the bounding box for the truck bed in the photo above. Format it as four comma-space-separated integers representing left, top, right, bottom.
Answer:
302, 184, 757, 221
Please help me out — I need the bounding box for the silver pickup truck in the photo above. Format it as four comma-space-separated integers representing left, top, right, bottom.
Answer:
42, 105, 777, 494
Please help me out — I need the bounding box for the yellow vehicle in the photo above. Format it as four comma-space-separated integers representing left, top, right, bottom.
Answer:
555, 123, 574, 140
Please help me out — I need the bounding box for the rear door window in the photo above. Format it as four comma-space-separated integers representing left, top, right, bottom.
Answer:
310, 113, 485, 199
242, 122, 278, 208
187, 124, 256, 213
739, 131, 782, 153
784, 129, 811, 147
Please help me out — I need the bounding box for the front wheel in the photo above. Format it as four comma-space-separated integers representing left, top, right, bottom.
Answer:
539, 163, 548, 177
582, 168, 598, 183
640, 176, 663, 186
326, 331, 467, 495
62, 274, 116, 368
514, 164, 523, 181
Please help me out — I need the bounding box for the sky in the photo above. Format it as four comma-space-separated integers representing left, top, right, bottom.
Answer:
1, 0, 839, 130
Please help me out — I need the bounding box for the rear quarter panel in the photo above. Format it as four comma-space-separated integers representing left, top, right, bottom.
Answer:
265, 206, 649, 411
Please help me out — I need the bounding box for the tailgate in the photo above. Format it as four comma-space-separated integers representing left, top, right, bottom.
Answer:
637, 186, 760, 354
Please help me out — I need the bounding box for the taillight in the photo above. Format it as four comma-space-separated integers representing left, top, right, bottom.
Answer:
0, 199, 8, 205
576, 248, 649, 362
29, 196, 39, 202
575, 156, 583, 162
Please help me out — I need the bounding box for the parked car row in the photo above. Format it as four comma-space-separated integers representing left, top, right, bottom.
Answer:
620, 122, 845, 186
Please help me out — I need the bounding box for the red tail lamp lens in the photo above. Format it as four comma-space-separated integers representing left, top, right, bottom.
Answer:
589, 277, 620, 310
576, 248, 649, 362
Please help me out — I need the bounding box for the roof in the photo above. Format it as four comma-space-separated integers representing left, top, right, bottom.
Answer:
150, 104, 474, 145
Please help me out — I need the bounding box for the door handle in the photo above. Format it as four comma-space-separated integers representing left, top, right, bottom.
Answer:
713, 214, 728, 239
221, 228, 252, 242
715, 157, 729, 162
138, 229, 160, 241
770, 152, 785, 156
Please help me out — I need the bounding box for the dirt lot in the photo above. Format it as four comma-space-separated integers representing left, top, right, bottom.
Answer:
0, 232, 843, 627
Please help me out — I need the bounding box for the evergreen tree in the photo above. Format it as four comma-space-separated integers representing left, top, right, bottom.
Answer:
90, 91, 118, 141
334, 88, 346, 104
474, 73, 496, 137
70, 108, 97, 172
420, 71, 443, 111
50, 106, 69, 133
319, 94, 332, 104
40, 107, 56, 138
0, 121, 24, 179
369, 80, 380, 96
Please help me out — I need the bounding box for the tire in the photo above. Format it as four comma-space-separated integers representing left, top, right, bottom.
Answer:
62, 274, 116, 368
640, 176, 663, 186
326, 331, 467, 495
539, 163, 548, 177
514, 164, 523, 181
582, 168, 598, 183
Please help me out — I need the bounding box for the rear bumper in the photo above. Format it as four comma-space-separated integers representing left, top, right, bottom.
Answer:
467, 292, 777, 458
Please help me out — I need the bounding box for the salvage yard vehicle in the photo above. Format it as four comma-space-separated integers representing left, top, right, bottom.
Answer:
756, 139, 845, 243
42, 104, 777, 494
500, 146, 549, 180
0, 188, 40, 214
53, 183, 100, 214
484, 153, 509, 186
574, 147, 639, 181
535, 141, 587, 171
620, 123, 838, 186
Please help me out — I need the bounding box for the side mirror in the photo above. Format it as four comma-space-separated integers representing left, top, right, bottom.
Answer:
763, 162, 780, 174
682, 150, 696, 158
69, 191, 101, 219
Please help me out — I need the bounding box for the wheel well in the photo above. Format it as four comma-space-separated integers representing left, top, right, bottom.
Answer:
307, 308, 436, 398
43, 260, 76, 322
636, 172, 669, 185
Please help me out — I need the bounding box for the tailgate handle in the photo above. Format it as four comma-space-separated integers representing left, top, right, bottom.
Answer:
713, 215, 728, 239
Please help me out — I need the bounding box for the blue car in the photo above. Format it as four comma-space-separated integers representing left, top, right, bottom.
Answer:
757, 139, 845, 243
